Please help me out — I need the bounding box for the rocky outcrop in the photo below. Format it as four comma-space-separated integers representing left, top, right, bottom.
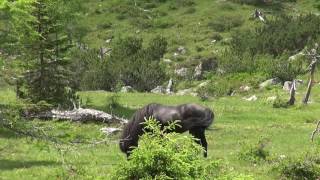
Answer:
120, 86, 134, 93
193, 63, 203, 80
176, 88, 197, 96
243, 95, 258, 101
166, 78, 173, 94
259, 78, 281, 89
151, 86, 166, 94
174, 68, 188, 77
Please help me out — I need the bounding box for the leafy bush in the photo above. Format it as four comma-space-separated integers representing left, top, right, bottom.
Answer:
168, 0, 195, 10
112, 118, 253, 179
229, 0, 296, 6
208, 15, 244, 32
278, 155, 320, 180
106, 36, 167, 91
239, 138, 270, 163
230, 14, 320, 57
112, 118, 217, 179
198, 73, 266, 97
272, 96, 289, 108
211, 32, 223, 42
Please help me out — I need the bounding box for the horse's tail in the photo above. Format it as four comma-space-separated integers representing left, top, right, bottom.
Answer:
204, 108, 214, 128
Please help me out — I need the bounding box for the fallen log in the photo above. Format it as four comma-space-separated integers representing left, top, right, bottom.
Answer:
26, 108, 128, 124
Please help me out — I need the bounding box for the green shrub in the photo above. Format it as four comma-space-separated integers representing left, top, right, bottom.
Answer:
230, 14, 320, 57
106, 36, 167, 91
208, 15, 244, 32
112, 118, 218, 179
211, 32, 223, 41
239, 138, 270, 163
97, 22, 112, 29
168, 0, 195, 10
278, 155, 320, 180
272, 96, 289, 108
112, 118, 253, 179
199, 73, 266, 97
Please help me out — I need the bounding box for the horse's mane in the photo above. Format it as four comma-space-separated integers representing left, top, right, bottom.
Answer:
119, 103, 159, 153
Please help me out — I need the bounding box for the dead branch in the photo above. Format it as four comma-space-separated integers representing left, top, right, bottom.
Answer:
311, 120, 320, 142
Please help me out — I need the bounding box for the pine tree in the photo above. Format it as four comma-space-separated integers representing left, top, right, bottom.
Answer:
0, 0, 81, 108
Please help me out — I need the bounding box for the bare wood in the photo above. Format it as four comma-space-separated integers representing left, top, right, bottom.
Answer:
287, 80, 296, 105
25, 108, 128, 124
311, 120, 320, 142
303, 60, 317, 104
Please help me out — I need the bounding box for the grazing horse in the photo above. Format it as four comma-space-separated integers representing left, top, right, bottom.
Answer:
119, 103, 214, 158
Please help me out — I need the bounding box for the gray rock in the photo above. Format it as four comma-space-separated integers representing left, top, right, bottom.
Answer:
243, 95, 258, 101
176, 88, 197, 96
283, 81, 292, 91
239, 85, 251, 92
259, 78, 281, 89
151, 86, 166, 94
177, 46, 187, 55
163, 59, 172, 63
197, 81, 209, 88
166, 79, 173, 94
174, 68, 188, 77
120, 86, 134, 93
266, 96, 277, 103
193, 63, 203, 80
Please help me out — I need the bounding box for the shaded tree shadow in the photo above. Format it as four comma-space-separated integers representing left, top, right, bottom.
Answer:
0, 128, 20, 139
0, 159, 59, 170
103, 104, 137, 119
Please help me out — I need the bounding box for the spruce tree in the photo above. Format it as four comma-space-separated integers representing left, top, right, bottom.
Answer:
0, 0, 81, 108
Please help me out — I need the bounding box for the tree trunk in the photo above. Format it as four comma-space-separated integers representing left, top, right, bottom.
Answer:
302, 62, 316, 104
287, 80, 296, 105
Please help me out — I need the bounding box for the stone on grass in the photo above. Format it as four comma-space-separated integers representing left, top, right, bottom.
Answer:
259, 78, 281, 89
151, 86, 166, 94
120, 86, 134, 93
243, 95, 258, 101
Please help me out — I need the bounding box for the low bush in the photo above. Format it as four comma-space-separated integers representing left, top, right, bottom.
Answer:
272, 96, 289, 108
208, 15, 244, 32
278, 155, 320, 180
112, 118, 217, 179
238, 138, 270, 163
112, 118, 253, 179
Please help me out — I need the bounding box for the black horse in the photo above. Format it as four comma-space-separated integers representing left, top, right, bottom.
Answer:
119, 103, 214, 158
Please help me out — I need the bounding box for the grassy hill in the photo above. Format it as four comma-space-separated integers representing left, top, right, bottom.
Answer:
80, 0, 320, 59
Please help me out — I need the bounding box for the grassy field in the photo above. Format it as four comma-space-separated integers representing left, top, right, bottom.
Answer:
81, 0, 320, 59
1, 84, 320, 179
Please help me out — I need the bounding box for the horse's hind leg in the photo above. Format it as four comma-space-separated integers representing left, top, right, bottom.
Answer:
189, 127, 208, 157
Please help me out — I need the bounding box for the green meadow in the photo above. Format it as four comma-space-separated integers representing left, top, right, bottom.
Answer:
1, 86, 320, 179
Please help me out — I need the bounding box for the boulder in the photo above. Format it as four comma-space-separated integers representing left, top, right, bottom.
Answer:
176, 88, 197, 96
266, 96, 277, 103
259, 78, 281, 89
177, 46, 187, 55
163, 59, 172, 63
239, 85, 251, 92
283, 81, 292, 91
151, 86, 166, 94
243, 95, 257, 101
166, 79, 173, 94
197, 81, 209, 89
120, 86, 134, 93
193, 63, 203, 80
174, 68, 188, 77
